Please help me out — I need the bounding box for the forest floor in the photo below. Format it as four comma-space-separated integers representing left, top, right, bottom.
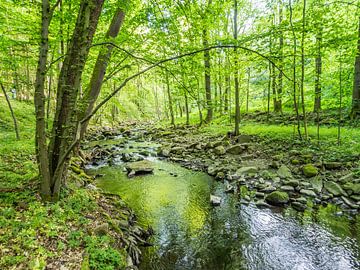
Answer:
1, 98, 360, 269
0, 99, 149, 270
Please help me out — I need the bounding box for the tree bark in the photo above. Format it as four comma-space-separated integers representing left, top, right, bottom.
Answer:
78, 8, 125, 139
234, 0, 240, 136
352, 16, 360, 119
184, 90, 190, 125
34, 0, 53, 200
300, 0, 308, 140
314, 30, 322, 112
203, 28, 213, 123
275, 1, 283, 113
165, 72, 175, 127
45, 0, 104, 200
246, 68, 250, 112
289, 0, 301, 138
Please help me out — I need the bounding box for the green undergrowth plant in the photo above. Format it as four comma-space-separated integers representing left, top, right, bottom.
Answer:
0, 100, 128, 269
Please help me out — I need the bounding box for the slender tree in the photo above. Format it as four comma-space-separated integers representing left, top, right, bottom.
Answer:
1, 82, 20, 140
352, 16, 360, 119
234, 0, 240, 135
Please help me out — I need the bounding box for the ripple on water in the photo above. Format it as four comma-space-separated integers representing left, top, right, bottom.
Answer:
89, 158, 360, 270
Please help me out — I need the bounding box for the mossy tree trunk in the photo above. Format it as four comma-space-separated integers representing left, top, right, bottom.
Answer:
35, 0, 105, 201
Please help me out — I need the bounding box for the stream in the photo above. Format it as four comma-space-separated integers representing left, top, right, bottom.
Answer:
86, 135, 360, 270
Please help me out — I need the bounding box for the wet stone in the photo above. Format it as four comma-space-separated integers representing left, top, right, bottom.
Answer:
280, 185, 295, 192
300, 189, 317, 197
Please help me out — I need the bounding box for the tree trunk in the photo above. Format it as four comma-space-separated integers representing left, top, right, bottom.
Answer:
289, 0, 301, 138
234, 0, 240, 136
184, 90, 190, 125
34, 0, 53, 200
166, 72, 175, 127
78, 8, 125, 139
246, 68, 250, 112
314, 31, 322, 112
351, 16, 360, 119
45, 0, 104, 200
1, 82, 20, 140
275, 1, 283, 113
203, 28, 213, 123
224, 74, 230, 112
300, 0, 308, 140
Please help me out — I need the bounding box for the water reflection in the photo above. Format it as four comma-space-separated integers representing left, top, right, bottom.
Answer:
92, 160, 360, 270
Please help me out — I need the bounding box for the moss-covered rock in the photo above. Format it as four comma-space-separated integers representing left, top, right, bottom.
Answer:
265, 191, 289, 205
302, 164, 318, 177
324, 181, 347, 196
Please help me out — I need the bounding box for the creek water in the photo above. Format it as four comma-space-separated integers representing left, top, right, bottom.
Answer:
88, 138, 360, 270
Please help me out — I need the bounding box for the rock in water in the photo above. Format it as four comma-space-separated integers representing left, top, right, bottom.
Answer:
265, 191, 289, 205
125, 160, 154, 177
302, 164, 318, 178
210, 195, 221, 206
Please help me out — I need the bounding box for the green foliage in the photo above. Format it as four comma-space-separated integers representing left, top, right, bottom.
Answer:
0, 99, 128, 269
87, 245, 125, 270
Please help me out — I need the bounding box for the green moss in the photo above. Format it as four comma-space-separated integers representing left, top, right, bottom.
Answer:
303, 164, 318, 177
265, 191, 289, 205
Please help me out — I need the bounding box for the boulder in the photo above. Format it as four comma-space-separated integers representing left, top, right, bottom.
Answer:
303, 164, 318, 178
265, 191, 289, 205
310, 176, 323, 193
290, 159, 300, 165
277, 165, 292, 179
160, 148, 171, 157
280, 185, 295, 192
324, 162, 342, 170
341, 196, 359, 209
324, 181, 347, 196
125, 160, 154, 177
226, 145, 244, 155
214, 145, 226, 155
291, 202, 307, 211
299, 189, 317, 197
236, 166, 258, 176
207, 165, 222, 176
236, 134, 252, 143
339, 173, 354, 184
94, 223, 109, 236
210, 195, 221, 206
285, 179, 300, 187
343, 182, 360, 195
170, 147, 186, 154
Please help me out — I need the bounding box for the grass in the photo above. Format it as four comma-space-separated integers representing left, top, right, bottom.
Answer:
0, 99, 127, 269
166, 111, 360, 163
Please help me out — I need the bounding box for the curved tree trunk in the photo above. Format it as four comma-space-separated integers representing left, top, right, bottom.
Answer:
78, 8, 125, 140
1, 82, 20, 140
35, 0, 105, 201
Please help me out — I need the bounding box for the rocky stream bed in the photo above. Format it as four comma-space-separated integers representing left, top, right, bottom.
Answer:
82, 124, 360, 269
